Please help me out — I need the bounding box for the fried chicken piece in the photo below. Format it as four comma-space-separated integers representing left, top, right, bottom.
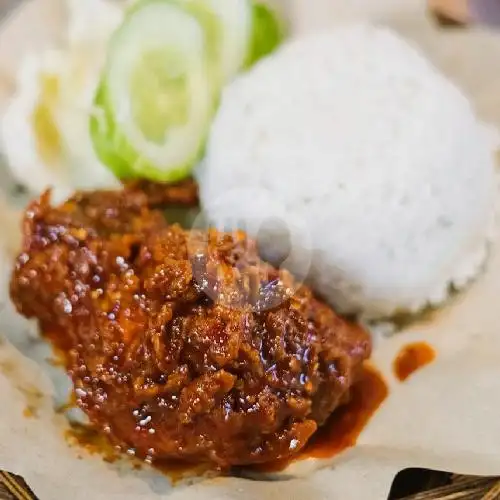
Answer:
124, 178, 199, 208
10, 189, 371, 468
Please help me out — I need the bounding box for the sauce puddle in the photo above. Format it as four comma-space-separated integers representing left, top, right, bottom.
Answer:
393, 342, 436, 382
42, 327, 207, 482
249, 363, 389, 473
65, 423, 210, 482
23, 406, 37, 419
62, 364, 388, 478
65, 423, 119, 463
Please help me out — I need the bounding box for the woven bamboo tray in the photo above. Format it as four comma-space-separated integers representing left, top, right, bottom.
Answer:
2, 468, 500, 499
2, 468, 500, 500
389, 470, 500, 500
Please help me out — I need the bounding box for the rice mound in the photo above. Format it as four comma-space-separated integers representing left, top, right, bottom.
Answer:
198, 24, 497, 320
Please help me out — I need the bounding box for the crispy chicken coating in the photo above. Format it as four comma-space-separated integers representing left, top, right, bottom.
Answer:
10, 189, 370, 468
124, 178, 199, 208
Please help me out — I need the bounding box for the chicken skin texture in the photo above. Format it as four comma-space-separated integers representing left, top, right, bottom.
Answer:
10, 189, 371, 468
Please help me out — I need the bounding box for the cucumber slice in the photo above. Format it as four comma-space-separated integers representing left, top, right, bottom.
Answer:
90, 0, 283, 182
101, 0, 214, 182
128, 0, 224, 88
247, 2, 285, 68
90, 83, 135, 179
203, 0, 252, 81
170, 0, 252, 85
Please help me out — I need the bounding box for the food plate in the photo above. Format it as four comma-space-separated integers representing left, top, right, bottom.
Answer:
1, 0, 500, 499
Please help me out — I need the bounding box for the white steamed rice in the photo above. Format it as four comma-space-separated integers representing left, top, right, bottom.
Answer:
198, 23, 497, 320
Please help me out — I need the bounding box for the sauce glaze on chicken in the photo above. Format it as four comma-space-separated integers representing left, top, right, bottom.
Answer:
10, 188, 371, 468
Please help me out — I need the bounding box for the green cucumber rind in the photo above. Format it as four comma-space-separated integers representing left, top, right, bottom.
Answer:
92, 0, 215, 182
90, 0, 285, 183
92, 82, 210, 183
90, 84, 136, 180
245, 1, 285, 68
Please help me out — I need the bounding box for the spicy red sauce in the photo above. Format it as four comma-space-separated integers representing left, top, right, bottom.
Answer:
251, 363, 389, 473
393, 342, 436, 382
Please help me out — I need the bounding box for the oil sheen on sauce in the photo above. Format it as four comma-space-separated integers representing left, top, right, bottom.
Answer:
393, 342, 436, 382
46, 314, 388, 479
307, 363, 388, 458
250, 363, 389, 473
61, 363, 388, 478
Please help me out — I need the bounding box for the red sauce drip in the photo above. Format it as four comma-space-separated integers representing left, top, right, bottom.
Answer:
42, 329, 204, 483
251, 363, 388, 473
49, 310, 387, 479
23, 407, 36, 419
61, 364, 387, 477
308, 363, 388, 457
393, 342, 436, 382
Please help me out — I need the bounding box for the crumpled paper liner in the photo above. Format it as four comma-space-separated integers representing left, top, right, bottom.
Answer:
1, 0, 500, 498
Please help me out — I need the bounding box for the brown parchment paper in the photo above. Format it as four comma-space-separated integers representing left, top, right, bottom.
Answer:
1, 0, 500, 498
